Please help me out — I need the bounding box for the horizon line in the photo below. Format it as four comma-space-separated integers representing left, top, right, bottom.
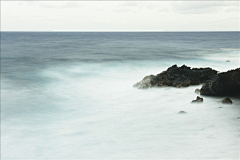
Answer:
1, 30, 240, 32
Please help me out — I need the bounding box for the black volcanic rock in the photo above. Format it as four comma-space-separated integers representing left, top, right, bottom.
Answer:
133, 64, 218, 89
222, 98, 233, 104
200, 68, 240, 96
191, 96, 203, 103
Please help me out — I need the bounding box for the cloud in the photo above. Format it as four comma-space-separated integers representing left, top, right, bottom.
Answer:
224, 5, 240, 13
113, 2, 171, 13
2, 1, 239, 31
119, 2, 140, 7
113, 8, 135, 13
38, 2, 81, 9
145, 3, 171, 12
171, 1, 223, 14
16, 1, 82, 9
113, 2, 140, 13
38, 2, 57, 9
18, 2, 81, 9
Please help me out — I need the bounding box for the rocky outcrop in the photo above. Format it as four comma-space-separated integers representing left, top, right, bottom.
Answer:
133, 75, 158, 89
222, 98, 233, 104
133, 64, 218, 89
200, 68, 240, 96
191, 96, 203, 103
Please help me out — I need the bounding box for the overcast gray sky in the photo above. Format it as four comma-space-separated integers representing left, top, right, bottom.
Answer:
1, 1, 239, 31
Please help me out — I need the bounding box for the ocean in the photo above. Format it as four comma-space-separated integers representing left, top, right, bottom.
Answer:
1, 32, 240, 159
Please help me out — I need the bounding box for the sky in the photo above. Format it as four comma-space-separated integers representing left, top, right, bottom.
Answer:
1, 1, 240, 31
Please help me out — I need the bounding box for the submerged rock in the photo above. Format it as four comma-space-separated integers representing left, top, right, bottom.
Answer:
195, 89, 200, 94
192, 96, 203, 103
226, 60, 230, 62
200, 68, 240, 96
133, 64, 218, 89
222, 98, 232, 104
179, 111, 187, 114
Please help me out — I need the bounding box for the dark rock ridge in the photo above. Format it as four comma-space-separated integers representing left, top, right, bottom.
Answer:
222, 98, 232, 104
133, 64, 218, 89
200, 68, 240, 96
192, 96, 203, 103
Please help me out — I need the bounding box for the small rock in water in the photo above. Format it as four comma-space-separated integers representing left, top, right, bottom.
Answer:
222, 97, 232, 104
195, 89, 200, 94
192, 96, 203, 103
179, 111, 187, 114
226, 60, 230, 62
237, 117, 240, 119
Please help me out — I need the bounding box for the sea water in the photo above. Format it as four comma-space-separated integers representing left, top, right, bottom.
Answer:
1, 32, 240, 159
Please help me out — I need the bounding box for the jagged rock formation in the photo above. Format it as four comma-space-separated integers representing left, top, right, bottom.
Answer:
192, 96, 203, 103
200, 68, 240, 96
133, 64, 218, 89
222, 98, 233, 104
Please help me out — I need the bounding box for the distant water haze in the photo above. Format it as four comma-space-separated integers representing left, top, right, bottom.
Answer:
1, 32, 240, 159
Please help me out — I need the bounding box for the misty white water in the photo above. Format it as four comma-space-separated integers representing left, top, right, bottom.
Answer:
2, 59, 240, 159
1, 32, 240, 159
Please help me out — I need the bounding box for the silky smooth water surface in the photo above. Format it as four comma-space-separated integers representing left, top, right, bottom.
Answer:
1, 32, 240, 159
